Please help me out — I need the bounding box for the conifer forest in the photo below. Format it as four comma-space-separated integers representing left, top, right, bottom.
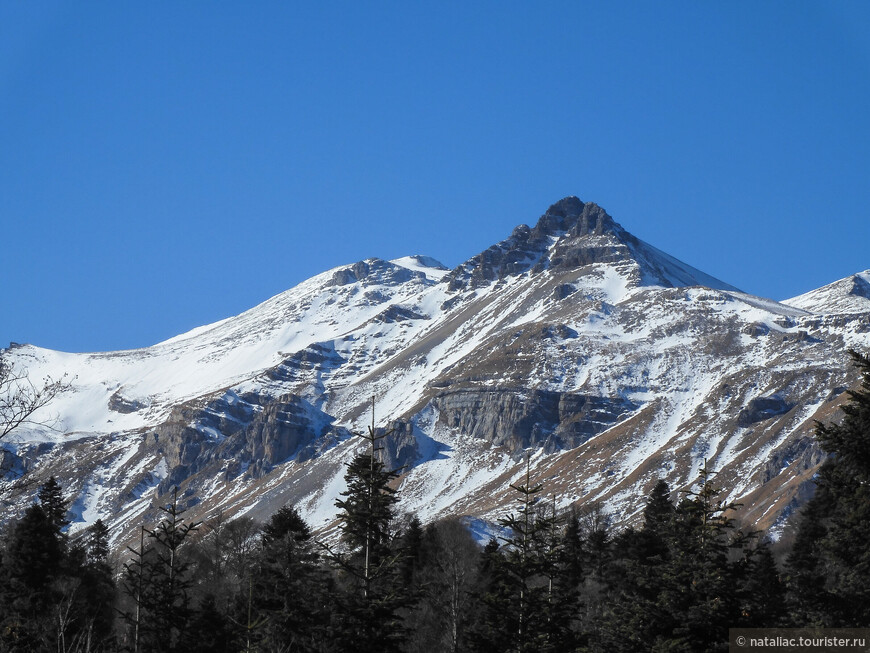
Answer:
1, 351, 870, 652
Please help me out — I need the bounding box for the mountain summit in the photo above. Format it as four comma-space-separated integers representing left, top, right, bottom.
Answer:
446, 196, 737, 292
1, 197, 867, 549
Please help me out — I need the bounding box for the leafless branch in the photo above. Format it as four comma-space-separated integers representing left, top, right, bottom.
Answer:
0, 354, 73, 440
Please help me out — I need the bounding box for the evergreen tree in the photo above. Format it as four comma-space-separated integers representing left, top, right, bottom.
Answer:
598, 480, 674, 652
473, 460, 566, 653
186, 594, 238, 653
396, 514, 425, 590
121, 487, 200, 652
248, 505, 333, 652
468, 538, 514, 653
643, 479, 676, 540
654, 462, 741, 652
734, 538, 786, 627
786, 350, 870, 626
85, 518, 111, 563
38, 476, 70, 539
327, 407, 406, 653
0, 479, 116, 652
0, 503, 62, 650
552, 508, 586, 649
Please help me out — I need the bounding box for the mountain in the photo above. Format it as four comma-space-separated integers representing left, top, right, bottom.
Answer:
2, 197, 869, 547
785, 270, 870, 315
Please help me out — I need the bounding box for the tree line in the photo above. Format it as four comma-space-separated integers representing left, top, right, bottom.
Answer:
1, 350, 869, 651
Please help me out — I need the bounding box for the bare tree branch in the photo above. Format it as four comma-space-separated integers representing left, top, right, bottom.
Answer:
0, 353, 73, 440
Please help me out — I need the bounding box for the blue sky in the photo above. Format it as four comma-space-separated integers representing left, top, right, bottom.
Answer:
2, 2, 868, 353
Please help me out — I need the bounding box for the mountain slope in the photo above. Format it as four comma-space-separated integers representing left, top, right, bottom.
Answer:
784, 270, 870, 315
2, 197, 868, 548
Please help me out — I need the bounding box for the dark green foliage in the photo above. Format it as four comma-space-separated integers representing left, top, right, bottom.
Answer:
471, 462, 572, 653
86, 518, 111, 563
327, 415, 407, 653
786, 350, 870, 626
468, 538, 514, 653
735, 539, 786, 627
0, 479, 116, 653
595, 471, 788, 652
335, 451, 399, 567
597, 482, 674, 652
186, 594, 238, 653
396, 514, 424, 589
248, 505, 333, 652
38, 475, 70, 537
121, 487, 200, 652
0, 503, 62, 650
652, 464, 742, 652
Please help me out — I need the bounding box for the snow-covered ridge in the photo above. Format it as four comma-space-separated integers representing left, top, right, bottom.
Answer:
784, 270, 870, 315
2, 197, 868, 549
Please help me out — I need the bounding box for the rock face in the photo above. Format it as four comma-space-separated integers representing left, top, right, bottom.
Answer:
445, 198, 736, 293
329, 258, 428, 287
2, 196, 869, 548
145, 390, 349, 496
445, 198, 619, 290
430, 388, 635, 455
851, 274, 870, 300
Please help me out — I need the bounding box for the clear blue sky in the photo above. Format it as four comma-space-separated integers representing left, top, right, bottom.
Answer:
2, 2, 869, 353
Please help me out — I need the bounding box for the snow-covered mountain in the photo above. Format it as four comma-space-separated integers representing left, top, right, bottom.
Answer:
2, 197, 868, 546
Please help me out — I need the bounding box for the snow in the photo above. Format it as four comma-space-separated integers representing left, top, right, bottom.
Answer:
784, 270, 870, 315
3, 221, 870, 541
390, 255, 449, 280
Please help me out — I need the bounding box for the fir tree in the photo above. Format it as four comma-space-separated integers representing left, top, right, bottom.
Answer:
85, 518, 111, 564
38, 475, 70, 540
0, 479, 116, 652
249, 505, 332, 652
121, 487, 200, 652
655, 462, 741, 652
735, 539, 786, 627
474, 459, 566, 653
327, 405, 406, 653
598, 480, 674, 652
0, 503, 62, 650
186, 594, 238, 653
786, 350, 870, 626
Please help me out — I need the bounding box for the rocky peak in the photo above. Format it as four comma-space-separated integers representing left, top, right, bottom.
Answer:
445, 197, 634, 291
528, 197, 619, 238
445, 196, 733, 293
328, 257, 427, 287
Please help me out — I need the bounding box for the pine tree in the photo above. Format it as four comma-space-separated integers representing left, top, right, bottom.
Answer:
38, 476, 70, 540
654, 462, 741, 652
553, 508, 586, 649
327, 405, 405, 653
598, 480, 674, 652
0, 480, 116, 652
735, 539, 786, 627
0, 503, 62, 650
121, 487, 200, 652
249, 505, 332, 652
85, 518, 111, 563
468, 538, 514, 653
786, 350, 870, 626
474, 459, 566, 653
186, 594, 238, 653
